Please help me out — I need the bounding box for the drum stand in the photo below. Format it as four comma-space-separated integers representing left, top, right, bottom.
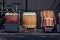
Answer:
18, 10, 23, 31
44, 26, 53, 32
24, 27, 36, 32
45, 27, 53, 32
12, 3, 24, 32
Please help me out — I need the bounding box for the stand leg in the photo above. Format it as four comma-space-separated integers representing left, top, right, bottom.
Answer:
34, 27, 36, 32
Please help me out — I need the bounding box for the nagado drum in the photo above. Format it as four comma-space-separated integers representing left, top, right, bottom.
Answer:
4, 13, 19, 23
22, 12, 37, 32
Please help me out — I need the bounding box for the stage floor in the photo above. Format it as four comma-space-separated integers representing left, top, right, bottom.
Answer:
0, 29, 59, 36
0, 33, 59, 40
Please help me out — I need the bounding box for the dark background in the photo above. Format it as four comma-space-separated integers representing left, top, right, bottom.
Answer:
0, 0, 59, 11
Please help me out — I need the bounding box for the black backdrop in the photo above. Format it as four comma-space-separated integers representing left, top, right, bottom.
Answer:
0, 0, 59, 11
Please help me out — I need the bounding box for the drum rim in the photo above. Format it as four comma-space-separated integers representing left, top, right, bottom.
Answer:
5, 13, 18, 15
23, 12, 36, 15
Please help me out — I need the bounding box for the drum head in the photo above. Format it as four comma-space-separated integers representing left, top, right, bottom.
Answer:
5, 13, 18, 15
23, 12, 36, 16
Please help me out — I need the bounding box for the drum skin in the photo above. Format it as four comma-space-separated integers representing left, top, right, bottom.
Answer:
4, 13, 18, 23
22, 12, 36, 28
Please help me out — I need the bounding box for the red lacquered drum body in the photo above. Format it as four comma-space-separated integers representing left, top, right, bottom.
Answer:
4, 13, 18, 23
41, 10, 55, 27
22, 12, 36, 32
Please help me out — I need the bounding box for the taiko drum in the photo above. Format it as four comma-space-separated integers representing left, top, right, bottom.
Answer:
41, 10, 55, 27
22, 12, 37, 32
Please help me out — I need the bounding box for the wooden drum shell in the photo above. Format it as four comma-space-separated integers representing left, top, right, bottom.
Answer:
4, 13, 19, 23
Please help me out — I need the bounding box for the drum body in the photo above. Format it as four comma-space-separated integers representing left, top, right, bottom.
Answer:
4, 13, 18, 23
41, 10, 55, 27
22, 12, 36, 28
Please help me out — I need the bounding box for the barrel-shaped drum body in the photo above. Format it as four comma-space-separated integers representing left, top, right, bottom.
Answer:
41, 10, 55, 27
5, 13, 19, 23
22, 12, 36, 28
